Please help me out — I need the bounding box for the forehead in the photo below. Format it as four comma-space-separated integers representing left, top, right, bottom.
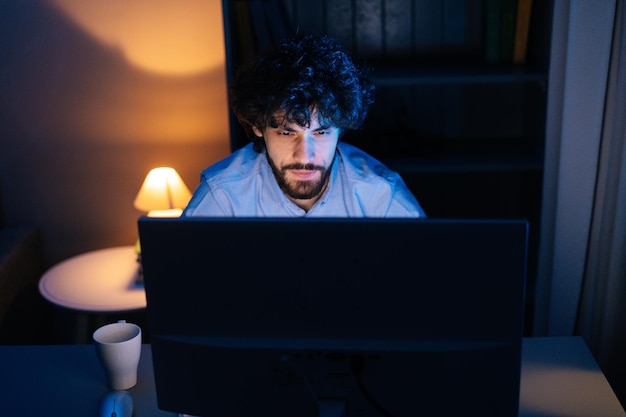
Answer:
269, 109, 331, 129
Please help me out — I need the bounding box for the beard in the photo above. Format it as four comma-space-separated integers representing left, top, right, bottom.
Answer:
266, 154, 333, 200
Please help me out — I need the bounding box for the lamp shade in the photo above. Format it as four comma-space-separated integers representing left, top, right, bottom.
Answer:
134, 167, 192, 216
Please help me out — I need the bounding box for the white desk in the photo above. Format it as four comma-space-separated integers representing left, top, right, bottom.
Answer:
38, 246, 146, 313
519, 337, 626, 417
0, 337, 623, 417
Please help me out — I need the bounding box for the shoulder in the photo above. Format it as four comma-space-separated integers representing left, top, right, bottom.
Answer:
336, 141, 396, 181
183, 144, 269, 216
335, 142, 426, 217
201, 143, 264, 184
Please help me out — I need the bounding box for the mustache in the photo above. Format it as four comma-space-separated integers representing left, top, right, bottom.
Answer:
282, 163, 324, 171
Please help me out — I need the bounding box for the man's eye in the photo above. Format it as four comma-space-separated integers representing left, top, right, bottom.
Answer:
316, 130, 331, 136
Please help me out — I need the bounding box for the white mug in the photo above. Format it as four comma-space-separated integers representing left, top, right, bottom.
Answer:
93, 320, 142, 390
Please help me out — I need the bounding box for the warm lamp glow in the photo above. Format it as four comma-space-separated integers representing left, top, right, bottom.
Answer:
48, 0, 225, 75
134, 167, 192, 217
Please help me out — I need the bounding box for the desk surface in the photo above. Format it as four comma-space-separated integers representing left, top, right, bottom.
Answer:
38, 246, 146, 312
0, 337, 623, 417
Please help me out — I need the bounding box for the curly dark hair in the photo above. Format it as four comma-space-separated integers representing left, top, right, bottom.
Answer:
230, 34, 375, 152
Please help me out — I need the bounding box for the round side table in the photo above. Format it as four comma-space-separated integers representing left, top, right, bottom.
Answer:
38, 246, 147, 342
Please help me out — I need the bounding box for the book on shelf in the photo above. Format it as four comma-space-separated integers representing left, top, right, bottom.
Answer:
484, 0, 502, 64
485, 0, 533, 65
513, 0, 533, 64
500, 0, 518, 63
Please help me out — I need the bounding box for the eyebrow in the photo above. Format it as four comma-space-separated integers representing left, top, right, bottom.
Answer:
276, 123, 333, 132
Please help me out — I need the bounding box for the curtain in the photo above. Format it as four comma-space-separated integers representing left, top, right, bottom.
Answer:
534, 0, 626, 404
576, 0, 626, 402
533, 0, 617, 336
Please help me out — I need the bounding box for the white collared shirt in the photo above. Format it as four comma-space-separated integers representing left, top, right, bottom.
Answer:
183, 142, 426, 218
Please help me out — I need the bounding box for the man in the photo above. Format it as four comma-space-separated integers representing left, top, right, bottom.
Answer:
183, 34, 425, 217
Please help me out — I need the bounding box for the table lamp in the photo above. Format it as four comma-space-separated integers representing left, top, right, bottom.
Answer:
133, 167, 192, 284
134, 167, 192, 217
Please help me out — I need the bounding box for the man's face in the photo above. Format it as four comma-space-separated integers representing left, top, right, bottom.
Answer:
253, 113, 339, 210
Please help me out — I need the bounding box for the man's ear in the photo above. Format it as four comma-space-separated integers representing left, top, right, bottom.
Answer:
252, 126, 263, 137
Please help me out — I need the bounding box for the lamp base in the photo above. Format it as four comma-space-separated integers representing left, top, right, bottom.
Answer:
147, 208, 183, 217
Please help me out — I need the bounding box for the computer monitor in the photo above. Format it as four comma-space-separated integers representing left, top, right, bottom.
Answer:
138, 217, 528, 417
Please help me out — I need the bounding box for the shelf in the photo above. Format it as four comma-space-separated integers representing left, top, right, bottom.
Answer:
369, 65, 548, 86
382, 153, 544, 174
346, 131, 545, 175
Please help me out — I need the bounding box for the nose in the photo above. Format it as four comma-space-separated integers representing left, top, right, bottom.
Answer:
294, 132, 316, 161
